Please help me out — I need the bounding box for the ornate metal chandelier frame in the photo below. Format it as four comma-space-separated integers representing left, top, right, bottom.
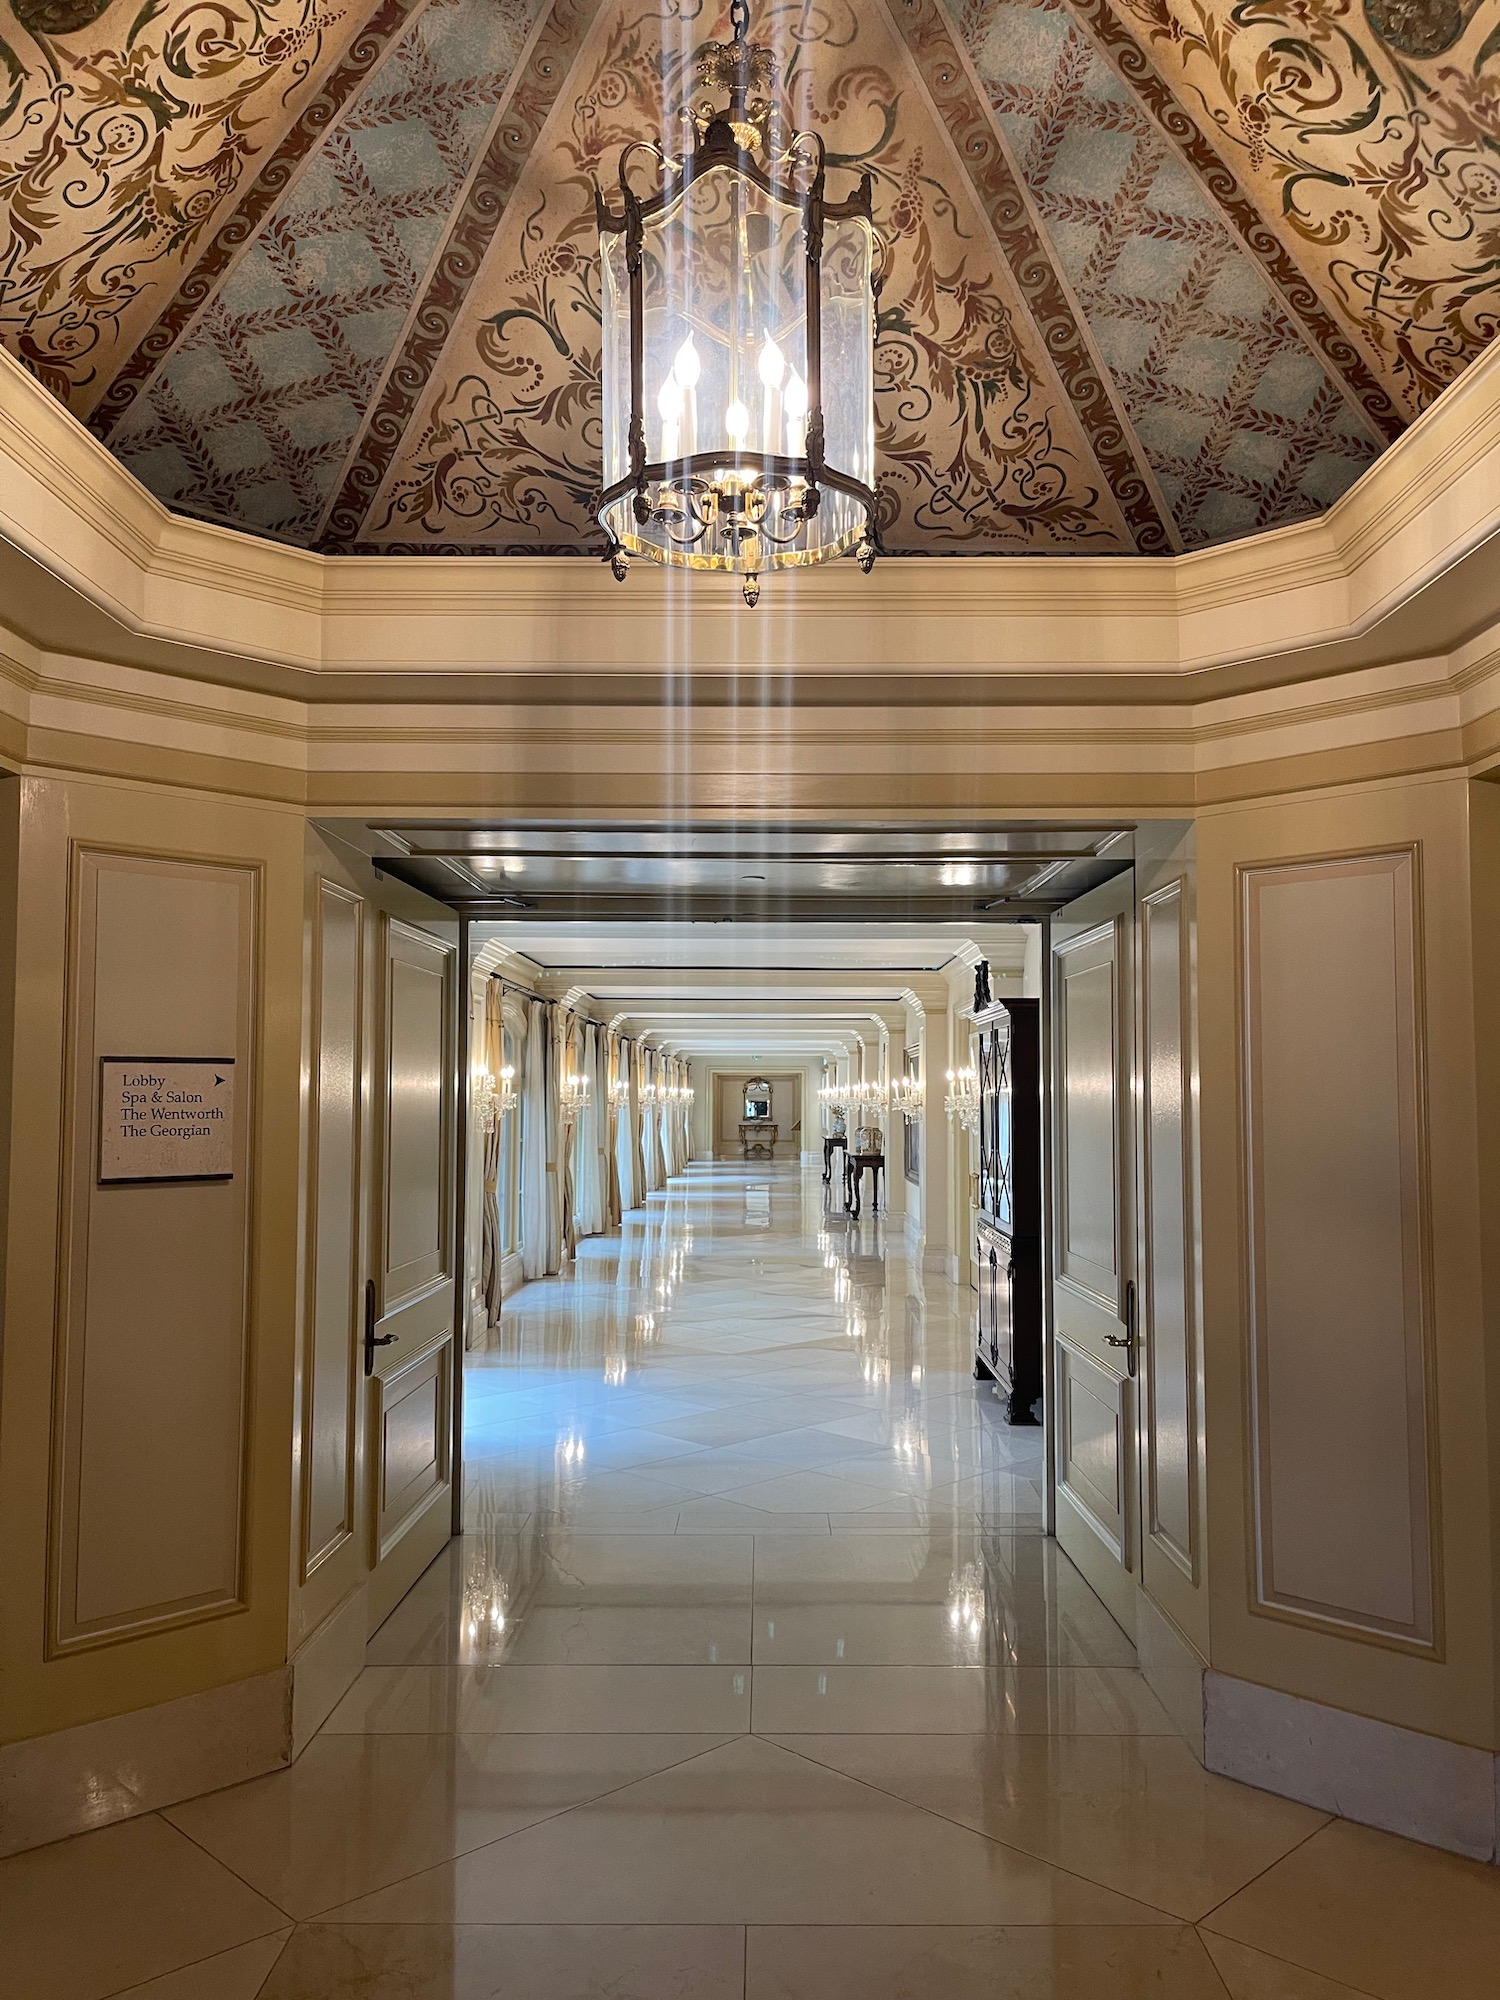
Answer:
594, 0, 882, 606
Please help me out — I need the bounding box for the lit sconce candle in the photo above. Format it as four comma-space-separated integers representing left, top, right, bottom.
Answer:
758, 334, 785, 454
725, 398, 749, 451
784, 369, 808, 455
672, 335, 701, 455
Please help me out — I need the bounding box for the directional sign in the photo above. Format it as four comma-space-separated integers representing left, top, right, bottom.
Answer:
98, 1058, 236, 1183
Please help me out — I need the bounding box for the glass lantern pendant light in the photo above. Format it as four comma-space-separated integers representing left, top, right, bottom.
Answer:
595, 0, 881, 607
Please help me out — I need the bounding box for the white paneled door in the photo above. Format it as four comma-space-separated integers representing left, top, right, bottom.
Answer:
1051, 871, 1140, 1636
1049, 838, 1204, 1654
297, 833, 459, 1653
364, 916, 458, 1630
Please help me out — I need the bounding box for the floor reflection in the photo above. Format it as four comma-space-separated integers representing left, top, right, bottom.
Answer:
13, 1166, 1477, 1997
461, 1162, 1045, 1603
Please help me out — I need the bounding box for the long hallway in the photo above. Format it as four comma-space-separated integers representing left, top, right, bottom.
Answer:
10, 1164, 1497, 1999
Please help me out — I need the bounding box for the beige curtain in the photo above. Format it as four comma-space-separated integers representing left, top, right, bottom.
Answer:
559, 1012, 578, 1260
570, 1019, 606, 1243
616, 1038, 640, 1214
587, 1023, 610, 1232
521, 997, 562, 1280
606, 1032, 623, 1226
479, 977, 505, 1326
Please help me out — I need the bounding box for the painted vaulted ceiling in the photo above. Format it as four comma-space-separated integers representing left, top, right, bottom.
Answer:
1, 0, 1496, 557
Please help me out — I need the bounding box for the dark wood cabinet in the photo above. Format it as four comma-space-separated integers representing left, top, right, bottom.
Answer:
974, 998, 1042, 1424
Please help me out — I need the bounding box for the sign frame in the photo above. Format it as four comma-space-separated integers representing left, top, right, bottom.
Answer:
97, 1055, 238, 1186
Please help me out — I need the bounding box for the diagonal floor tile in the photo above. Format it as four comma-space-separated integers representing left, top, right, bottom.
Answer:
772, 1732, 1326, 1920
319, 1735, 1178, 1927
165, 1733, 732, 1919
0, 1813, 288, 2000
1199, 1931, 1380, 1998
1200, 1818, 1500, 1999
114, 1931, 292, 1999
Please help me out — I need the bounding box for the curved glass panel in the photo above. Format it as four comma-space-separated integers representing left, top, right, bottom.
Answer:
600, 155, 875, 578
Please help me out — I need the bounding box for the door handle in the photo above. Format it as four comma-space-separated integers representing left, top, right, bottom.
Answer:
364, 1279, 396, 1375
1103, 1278, 1138, 1378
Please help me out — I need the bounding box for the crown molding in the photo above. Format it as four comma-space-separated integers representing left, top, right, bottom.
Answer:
4, 342, 1500, 706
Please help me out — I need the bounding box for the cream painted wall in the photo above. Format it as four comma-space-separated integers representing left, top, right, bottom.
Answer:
1197, 774, 1497, 1754
698, 1067, 815, 1161
0, 774, 305, 1747
2, 339, 1500, 1849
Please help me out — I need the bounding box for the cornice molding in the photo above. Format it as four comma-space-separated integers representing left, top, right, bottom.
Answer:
2, 338, 1500, 720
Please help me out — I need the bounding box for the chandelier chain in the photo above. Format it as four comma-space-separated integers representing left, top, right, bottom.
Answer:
729, 0, 749, 46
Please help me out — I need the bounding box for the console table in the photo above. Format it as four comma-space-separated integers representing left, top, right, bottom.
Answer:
822, 1134, 847, 1184
844, 1150, 885, 1217
740, 1121, 777, 1159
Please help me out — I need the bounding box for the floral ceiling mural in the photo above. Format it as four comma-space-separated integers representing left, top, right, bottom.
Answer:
1, 0, 1496, 555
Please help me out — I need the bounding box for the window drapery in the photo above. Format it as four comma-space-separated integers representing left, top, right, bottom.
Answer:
615, 1038, 639, 1216
521, 996, 559, 1279
480, 976, 505, 1325
573, 1019, 608, 1242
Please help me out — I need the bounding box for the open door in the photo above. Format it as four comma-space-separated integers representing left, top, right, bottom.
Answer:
364, 913, 459, 1629
1048, 830, 1204, 1659
1049, 869, 1140, 1637
292, 830, 460, 1661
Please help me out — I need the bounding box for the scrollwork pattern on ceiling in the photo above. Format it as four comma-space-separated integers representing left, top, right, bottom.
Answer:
371, 0, 1114, 552
1116, 0, 1500, 411
0, 0, 344, 407
9, 0, 118, 34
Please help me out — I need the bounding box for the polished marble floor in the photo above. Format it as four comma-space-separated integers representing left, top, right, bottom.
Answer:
7, 1165, 1500, 1997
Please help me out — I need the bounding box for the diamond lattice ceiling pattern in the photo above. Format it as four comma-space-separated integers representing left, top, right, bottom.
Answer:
2, 0, 1495, 556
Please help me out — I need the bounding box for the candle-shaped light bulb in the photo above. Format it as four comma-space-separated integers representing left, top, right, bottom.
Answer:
672, 337, 700, 455
657, 374, 683, 462
725, 398, 749, 447
758, 335, 785, 454
785, 369, 808, 452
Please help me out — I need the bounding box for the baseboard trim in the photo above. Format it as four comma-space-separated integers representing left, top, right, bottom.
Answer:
1204, 1671, 1499, 1862
1136, 1592, 1206, 1762
0, 1667, 291, 1858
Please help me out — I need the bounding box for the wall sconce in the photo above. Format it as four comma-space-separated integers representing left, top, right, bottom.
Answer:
944, 1066, 980, 1135
890, 1074, 925, 1122
560, 1071, 591, 1128
608, 1077, 631, 1116
475, 1064, 516, 1134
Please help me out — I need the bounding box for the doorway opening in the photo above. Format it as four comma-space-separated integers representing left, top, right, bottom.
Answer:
306, 815, 1192, 1667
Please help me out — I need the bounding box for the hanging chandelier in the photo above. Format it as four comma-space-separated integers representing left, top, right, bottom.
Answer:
595, 0, 881, 607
